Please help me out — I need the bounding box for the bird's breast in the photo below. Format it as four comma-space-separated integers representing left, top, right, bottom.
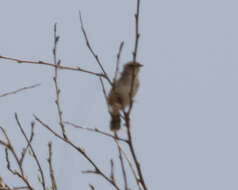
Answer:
115, 77, 139, 107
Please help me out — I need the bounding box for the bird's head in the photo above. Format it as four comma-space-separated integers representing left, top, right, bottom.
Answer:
123, 61, 143, 75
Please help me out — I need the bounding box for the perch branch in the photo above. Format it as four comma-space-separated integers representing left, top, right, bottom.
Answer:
0, 55, 105, 78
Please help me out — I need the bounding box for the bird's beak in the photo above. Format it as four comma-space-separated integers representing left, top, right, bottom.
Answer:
134, 62, 143, 67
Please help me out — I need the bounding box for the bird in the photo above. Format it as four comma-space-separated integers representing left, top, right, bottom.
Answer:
107, 61, 143, 131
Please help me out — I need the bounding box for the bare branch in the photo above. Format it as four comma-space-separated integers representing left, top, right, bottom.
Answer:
20, 122, 35, 166
99, 76, 108, 103
82, 170, 99, 175
12, 187, 29, 190
5, 148, 21, 177
124, 113, 146, 190
64, 121, 128, 143
0, 84, 40, 98
114, 138, 142, 190
15, 113, 46, 190
47, 142, 58, 190
52, 23, 67, 140
0, 55, 105, 78
113, 41, 124, 83
5, 148, 17, 177
78, 11, 112, 85
89, 184, 95, 190
110, 159, 115, 182
132, 0, 141, 63
128, 0, 142, 114
123, 2, 148, 189
114, 132, 128, 190
0, 126, 33, 190
0, 139, 8, 147
34, 115, 121, 190
0, 127, 23, 174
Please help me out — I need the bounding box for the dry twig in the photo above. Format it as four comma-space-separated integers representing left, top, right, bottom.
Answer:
89, 184, 95, 190
132, 0, 141, 63
0, 126, 33, 190
110, 159, 115, 182
0, 55, 104, 78
114, 137, 142, 190
125, 1, 148, 190
47, 142, 58, 190
78, 11, 112, 86
113, 41, 124, 84
0, 84, 40, 98
114, 132, 128, 190
99, 76, 108, 103
19, 122, 35, 166
15, 113, 46, 190
64, 121, 128, 143
52, 23, 67, 139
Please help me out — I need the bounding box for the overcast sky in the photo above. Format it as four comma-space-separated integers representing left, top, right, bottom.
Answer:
1, 0, 238, 190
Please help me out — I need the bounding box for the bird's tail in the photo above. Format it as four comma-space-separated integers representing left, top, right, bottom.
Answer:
110, 113, 121, 131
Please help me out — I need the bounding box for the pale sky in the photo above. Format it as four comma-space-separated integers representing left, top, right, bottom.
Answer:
1, 0, 238, 189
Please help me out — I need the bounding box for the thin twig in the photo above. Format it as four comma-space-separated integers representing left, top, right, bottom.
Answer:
89, 184, 95, 190
64, 121, 128, 143
125, 1, 148, 189
114, 132, 128, 190
15, 113, 46, 190
0, 139, 8, 147
12, 187, 29, 190
132, 0, 141, 63
113, 41, 124, 83
124, 114, 146, 190
0, 184, 30, 190
52, 23, 67, 139
0, 55, 105, 78
0, 127, 33, 190
0, 128, 22, 174
81, 170, 98, 174
34, 115, 121, 190
99, 76, 108, 103
0, 84, 40, 98
114, 137, 142, 190
20, 122, 35, 166
110, 159, 115, 182
0, 186, 29, 190
47, 142, 58, 190
5, 148, 21, 177
128, 0, 142, 114
78, 11, 112, 85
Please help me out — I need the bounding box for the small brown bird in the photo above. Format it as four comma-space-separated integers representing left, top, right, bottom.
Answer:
107, 61, 143, 130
